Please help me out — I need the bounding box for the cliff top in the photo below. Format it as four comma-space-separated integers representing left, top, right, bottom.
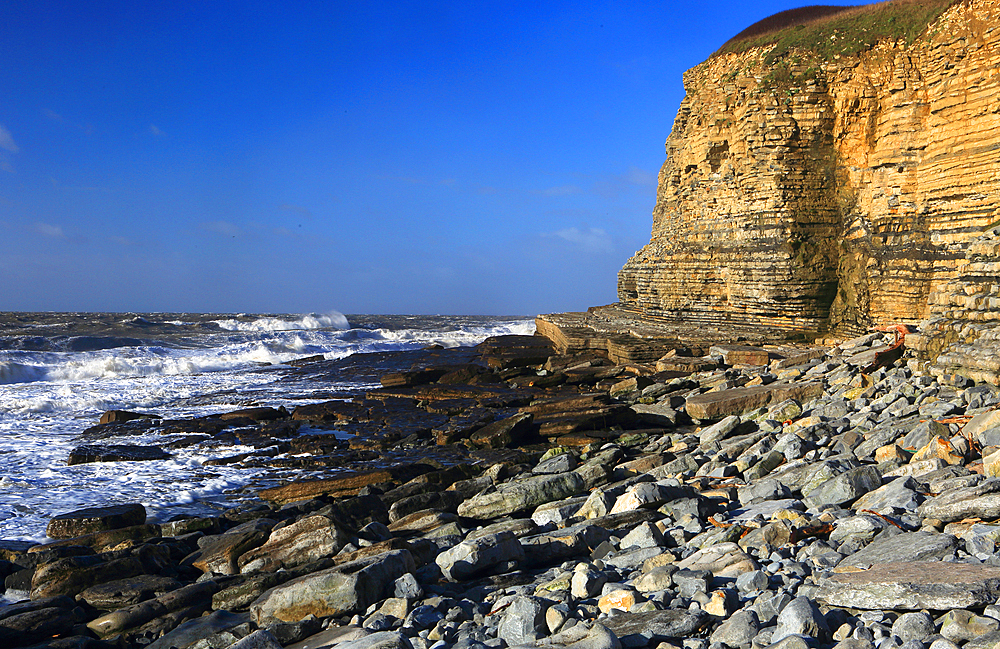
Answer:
713, 0, 958, 63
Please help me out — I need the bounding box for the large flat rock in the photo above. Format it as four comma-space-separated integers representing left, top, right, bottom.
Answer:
602, 610, 710, 647
685, 383, 824, 420
837, 531, 958, 568
816, 562, 1000, 610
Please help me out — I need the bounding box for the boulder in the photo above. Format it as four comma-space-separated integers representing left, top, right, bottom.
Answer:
457, 472, 585, 519
30, 554, 147, 599
46, 503, 147, 539
469, 412, 534, 449
685, 383, 823, 420
250, 550, 415, 625
237, 515, 348, 573
435, 532, 524, 581
837, 531, 958, 568
816, 562, 1000, 610
185, 518, 276, 575
86, 581, 220, 638
67, 444, 170, 465
602, 610, 710, 647
78, 574, 182, 610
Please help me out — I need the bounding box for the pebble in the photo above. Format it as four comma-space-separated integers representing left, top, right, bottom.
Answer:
8, 331, 1000, 649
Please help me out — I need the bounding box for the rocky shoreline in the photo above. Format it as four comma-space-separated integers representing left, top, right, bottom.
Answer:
4, 328, 1000, 649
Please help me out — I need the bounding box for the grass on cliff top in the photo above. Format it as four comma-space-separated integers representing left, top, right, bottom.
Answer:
713, 0, 958, 63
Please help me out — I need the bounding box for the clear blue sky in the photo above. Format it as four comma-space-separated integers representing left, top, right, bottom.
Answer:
0, 1, 869, 315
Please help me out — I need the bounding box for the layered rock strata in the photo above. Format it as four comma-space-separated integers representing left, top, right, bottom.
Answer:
618, 0, 1000, 340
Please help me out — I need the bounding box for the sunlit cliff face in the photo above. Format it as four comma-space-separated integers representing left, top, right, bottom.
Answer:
620, 0, 1000, 338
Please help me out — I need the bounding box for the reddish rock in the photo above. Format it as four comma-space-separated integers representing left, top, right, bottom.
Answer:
99, 410, 155, 425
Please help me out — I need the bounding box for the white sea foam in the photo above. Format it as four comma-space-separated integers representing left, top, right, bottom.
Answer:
214, 312, 349, 332
0, 314, 535, 541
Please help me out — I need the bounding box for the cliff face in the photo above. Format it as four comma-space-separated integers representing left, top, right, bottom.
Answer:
619, 0, 1000, 338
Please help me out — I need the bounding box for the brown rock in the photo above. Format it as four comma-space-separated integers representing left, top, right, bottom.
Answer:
37, 523, 161, 553
710, 344, 770, 366
99, 410, 155, 424
46, 503, 147, 540
30, 555, 146, 599
685, 383, 823, 420
259, 470, 399, 504
236, 515, 348, 573
184, 518, 276, 575
78, 574, 182, 610
470, 412, 534, 449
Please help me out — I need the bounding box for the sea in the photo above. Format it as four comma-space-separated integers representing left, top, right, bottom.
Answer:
0, 312, 535, 544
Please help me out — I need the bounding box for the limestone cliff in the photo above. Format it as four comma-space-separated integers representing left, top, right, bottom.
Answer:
618, 0, 1000, 340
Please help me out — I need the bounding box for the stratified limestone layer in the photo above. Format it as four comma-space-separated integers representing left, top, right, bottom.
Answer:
618, 0, 1000, 339
535, 306, 821, 364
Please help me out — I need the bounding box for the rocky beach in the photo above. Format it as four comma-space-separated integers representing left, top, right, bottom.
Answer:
7, 322, 1000, 649
6, 0, 1000, 648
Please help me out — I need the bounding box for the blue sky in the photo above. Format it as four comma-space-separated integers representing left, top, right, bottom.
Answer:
0, 1, 870, 315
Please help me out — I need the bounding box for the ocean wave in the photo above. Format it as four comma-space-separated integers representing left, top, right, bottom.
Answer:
214, 312, 349, 332
0, 361, 49, 385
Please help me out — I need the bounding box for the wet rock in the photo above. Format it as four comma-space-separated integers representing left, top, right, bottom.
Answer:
470, 412, 534, 449
46, 504, 147, 540
78, 574, 182, 609
0, 608, 87, 646
38, 523, 162, 553
99, 409, 156, 424
67, 444, 170, 465
30, 554, 148, 599
258, 467, 428, 505
86, 580, 220, 638
220, 406, 289, 421
212, 573, 286, 612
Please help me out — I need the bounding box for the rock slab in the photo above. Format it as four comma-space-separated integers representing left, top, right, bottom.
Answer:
816, 562, 1000, 610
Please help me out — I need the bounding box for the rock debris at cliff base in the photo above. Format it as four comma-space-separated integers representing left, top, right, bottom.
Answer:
9, 328, 1000, 649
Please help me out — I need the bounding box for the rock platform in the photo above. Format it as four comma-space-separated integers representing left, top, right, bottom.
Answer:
6, 328, 1000, 649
